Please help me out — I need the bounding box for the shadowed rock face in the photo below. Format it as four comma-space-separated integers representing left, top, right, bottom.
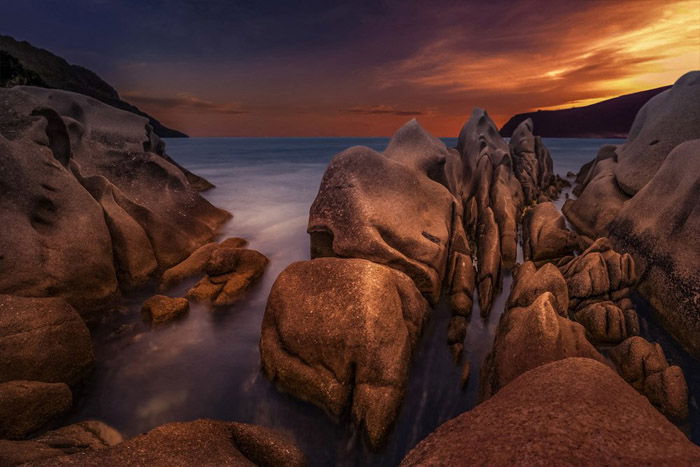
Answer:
401, 358, 700, 466
523, 202, 578, 266
260, 258, 429, 449
509, 118, 556, 203
565, 71, 700, 358
0, 380, 72, 439
0, 87, 230, 314
25, 420, 307, 467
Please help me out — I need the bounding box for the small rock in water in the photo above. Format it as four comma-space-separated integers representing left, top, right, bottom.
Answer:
460, 362, 471, 389
141, 295, 189, 324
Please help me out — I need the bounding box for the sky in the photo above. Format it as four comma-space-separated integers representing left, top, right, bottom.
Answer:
2, 0, 699, 136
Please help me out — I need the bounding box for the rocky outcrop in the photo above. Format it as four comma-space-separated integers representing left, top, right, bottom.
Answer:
261, 258, 429, 449
509, 119, 558, 203
26, 420, 307, 466
610, 336, 689, 422
564, 72, 700, 358
0, 295, 93, 386
522, 202, 578, 266
573, 300, 639, 344
0, 421, 123, 466
0, 86, 229, 314
0, 380, 72, 439
480, 293, 605, 399
141, 295, 189, 324
401, 358, 700, 466
507, 262, 569, 316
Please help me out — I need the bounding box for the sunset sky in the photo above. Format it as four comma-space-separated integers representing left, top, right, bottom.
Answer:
2, 0, 699, 136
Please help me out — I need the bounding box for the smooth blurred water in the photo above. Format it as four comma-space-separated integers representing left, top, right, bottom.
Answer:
70, 137, 698, 465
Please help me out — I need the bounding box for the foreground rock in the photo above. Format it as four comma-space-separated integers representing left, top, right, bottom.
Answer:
27, 420, 306, 466
0, 421, 123, 466
402, 358, 700, 465
0, 295, 93, 386
260, 258, 429, 448
141, 295, 189, 324
610, 336, 689, 422
480, 293, 605, 399
0, 86, 229, 313
564, 72, 700, 357
0, 380, 72, 439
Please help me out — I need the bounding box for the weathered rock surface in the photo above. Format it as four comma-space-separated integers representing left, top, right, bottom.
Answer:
0, 421, 123, 466
0, 295, 93, 386
0, 380, 72, 439
558, 237, 637, 310
507, 262, 569, 316
260, 258, 429, 448
141, 295, 189, 324
522, 202, 578, 266
574, 300, 639, 344
565, 72, 700, 358
509, 118, 556, 203
480, 293, 606, 400
610, 336, 689, 422
401, 358, 700, 466
27, 419, 307, 466
0, 86, 229, 313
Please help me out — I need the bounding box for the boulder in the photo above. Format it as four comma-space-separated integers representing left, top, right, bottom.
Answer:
480, 293, 606, 400
507, 262, 569, 316
558, 237, 637, 310
574, 301, 639, 344
27, 420, 307, 466
610, 336, 688, 422
0, 380, 72, 439
260, 258, 429, 448
476, 206, 501, 315
159, 242, 218, 291
0, 421, 123, 466
522, 202, 578, 266
0, 86, 229, 313
0, 295, 94, 386
307, 121, 462, 304
509, 118, 556, 203
401, 358, 700, 466
141, 295, 189, 324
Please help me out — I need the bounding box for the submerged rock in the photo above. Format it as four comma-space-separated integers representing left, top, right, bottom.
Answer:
260, 258, 429, 449
401, 358, 700, 466
0, 380, 72, 439
141, 295, 189, 324
480, 293, 605, 400
27, 419, 307, 466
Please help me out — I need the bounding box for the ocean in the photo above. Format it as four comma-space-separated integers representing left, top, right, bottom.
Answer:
70, 137, 699, 466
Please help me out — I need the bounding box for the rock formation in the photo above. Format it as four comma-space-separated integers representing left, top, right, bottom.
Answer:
522, 202, 578, 266
564, 71, 700, 358
141, 295, 189, 324
401, 358, 700, 465
0, 86, 229, 314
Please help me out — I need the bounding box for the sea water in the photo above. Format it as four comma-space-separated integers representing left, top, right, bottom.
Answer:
70, 137, 699, 466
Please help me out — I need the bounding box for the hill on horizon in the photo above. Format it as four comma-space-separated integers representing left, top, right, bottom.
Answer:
500, 86, 671, 138
0, 34, 187, 138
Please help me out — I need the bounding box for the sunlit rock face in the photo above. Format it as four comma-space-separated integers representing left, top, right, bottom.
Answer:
401, 358, 700, 466
260, 258, 430, 449
565, 71, 700, 357
509, 118, 556, 203
0, 87, 229, 314
522, 202, 578, 267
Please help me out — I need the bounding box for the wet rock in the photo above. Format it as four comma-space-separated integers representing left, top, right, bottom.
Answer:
574, 301, 639, 344
480, 293, 605, 400
558, 237, 637, 309
141, 295, 189, 324
0, 380, 72, 439
401, 358, 700, 466
28, 419, 307, 466
507, 262, 569, 316
460, 362, 471, 389
0, 295, 94, 386
0, 420, 123, 466
0, 86, 229, 314
610, 336, 688, 422
260, 258, 429, 449
159, 242, 217, 291
522, 202, 578, 266
447, 316, 468, 361
308, 120, 461, 304
187, 248, 268, 307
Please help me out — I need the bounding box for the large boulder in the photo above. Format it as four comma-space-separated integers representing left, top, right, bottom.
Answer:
0, 295, 93, 386
0, 86, 229, 313
509, 118, 556, 203
522, 202, 578, 266
573, 300, 639, 344
401, 358, 700, 466
0, 380, 72, 439
27, 420, 307, 466
0, 421, 123, 466
260, 257, 429, 448
480, 293, 606, 400
307, 120, 464, 304
507, 262, 569, 316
